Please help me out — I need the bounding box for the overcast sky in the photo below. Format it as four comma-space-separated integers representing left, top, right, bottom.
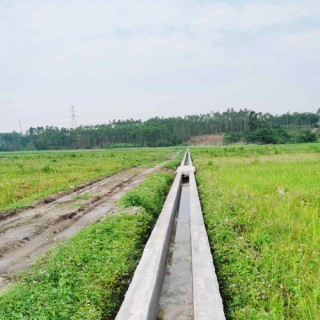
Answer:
0, 0, 319, 132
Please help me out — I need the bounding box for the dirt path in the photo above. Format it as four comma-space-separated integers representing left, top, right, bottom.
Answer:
0, 162, 168, 291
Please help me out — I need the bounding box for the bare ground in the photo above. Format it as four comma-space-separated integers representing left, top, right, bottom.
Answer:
0, 162, 167, 292
188, 134, 223, 146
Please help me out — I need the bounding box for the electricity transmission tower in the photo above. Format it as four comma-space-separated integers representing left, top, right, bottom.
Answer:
19, 120, 23, 134
71, 106, 77, 128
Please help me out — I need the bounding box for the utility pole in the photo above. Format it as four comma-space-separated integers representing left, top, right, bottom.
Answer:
71, 106, 77, 128
19, 120, 23, 134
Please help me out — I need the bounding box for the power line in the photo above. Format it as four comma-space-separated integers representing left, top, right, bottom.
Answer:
71, 106, 77, 128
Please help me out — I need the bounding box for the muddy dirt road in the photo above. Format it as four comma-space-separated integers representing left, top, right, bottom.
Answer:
0, 163, 167, 291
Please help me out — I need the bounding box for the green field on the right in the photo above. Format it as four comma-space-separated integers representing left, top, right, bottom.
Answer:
192, 144, 320, 320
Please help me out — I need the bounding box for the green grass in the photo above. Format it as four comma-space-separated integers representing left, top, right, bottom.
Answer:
161, 149, 184, 171
121, 172, 173, 216
192, 143, 320, 319
0, 148, 176, 212
0, 171, 174, 319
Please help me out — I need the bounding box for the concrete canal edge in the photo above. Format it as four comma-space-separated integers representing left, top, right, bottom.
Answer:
189, 172, 225, 320
115, 169, 182, 320
115, 151, 225, 320
188, 152, 225, 320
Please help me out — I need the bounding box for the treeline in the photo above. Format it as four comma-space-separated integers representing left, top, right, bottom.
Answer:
0, 109, 319, 151
223, 111, 319, 145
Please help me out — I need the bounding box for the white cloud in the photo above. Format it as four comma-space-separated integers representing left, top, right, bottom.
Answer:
285, 27, 320, 48
0, 0, 319, 131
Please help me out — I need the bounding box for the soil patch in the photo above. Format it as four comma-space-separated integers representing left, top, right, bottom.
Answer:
188, 134, 223, 146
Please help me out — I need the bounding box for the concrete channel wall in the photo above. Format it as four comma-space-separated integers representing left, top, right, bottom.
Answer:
115, 170, 182, 319
116, 151, 225, 320
189, 175, 225, 318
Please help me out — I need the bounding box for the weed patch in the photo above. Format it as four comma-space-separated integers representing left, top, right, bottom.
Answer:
121, 172, 173, 216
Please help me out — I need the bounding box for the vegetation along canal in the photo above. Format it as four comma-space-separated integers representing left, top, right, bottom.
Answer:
116, 150, 225, 319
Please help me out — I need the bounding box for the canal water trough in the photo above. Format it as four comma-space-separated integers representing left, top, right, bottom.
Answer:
116, 151, 225, 320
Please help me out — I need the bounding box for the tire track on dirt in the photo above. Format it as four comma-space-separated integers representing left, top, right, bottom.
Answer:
0, 161, 171, 291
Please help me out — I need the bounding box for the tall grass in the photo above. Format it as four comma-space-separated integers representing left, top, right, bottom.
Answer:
192, 143, 320, 319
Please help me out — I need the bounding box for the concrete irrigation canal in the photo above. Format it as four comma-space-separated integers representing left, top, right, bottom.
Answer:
116, 151, 225, 320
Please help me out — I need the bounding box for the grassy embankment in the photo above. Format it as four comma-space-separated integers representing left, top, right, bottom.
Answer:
0, 169, 174, 319
192, 143, 320, 319
0, 148, 176, 212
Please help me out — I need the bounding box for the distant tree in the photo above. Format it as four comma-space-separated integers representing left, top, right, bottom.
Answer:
223, 133, 243, 145
0, 109, 318, 151
247, 111, 270, 131
292, 130, 317, 143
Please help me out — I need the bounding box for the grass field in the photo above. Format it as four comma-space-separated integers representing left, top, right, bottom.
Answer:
1, 144, 319, 318
0, 148, 176, 212
0, 171, 174, 319
192, 143, 320, 319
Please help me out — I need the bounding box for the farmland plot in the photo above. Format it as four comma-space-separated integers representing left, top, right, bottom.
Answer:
0, 148, 179, 281
0, 148, 175, 212
0, 171, 174, 319
192, 144, 320, 319
0, 149, 182, 319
